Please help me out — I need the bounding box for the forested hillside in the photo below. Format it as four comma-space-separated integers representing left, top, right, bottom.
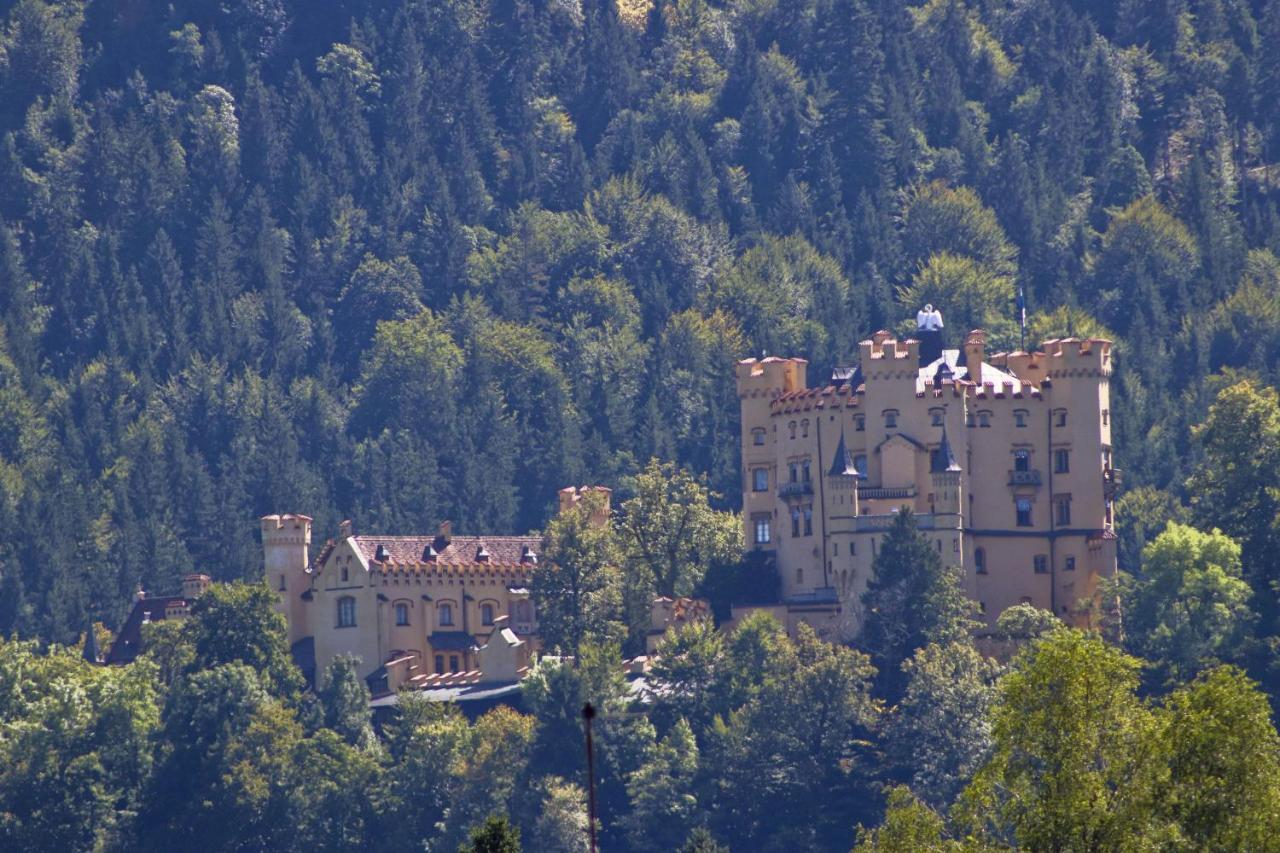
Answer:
1, 0, 1279, 645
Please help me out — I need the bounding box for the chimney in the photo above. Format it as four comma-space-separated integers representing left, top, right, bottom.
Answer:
964, 330, 986, 380
437, 520, 452, 544
339, 519, 354, 539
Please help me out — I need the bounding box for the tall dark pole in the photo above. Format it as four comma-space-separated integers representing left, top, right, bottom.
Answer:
583, 703, 599, 853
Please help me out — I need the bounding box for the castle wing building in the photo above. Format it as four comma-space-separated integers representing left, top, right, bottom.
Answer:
737, 330, 1118, 641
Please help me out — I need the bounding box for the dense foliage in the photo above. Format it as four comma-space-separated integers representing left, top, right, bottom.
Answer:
5, 0, 1280, 848
2, 0, 1279, 644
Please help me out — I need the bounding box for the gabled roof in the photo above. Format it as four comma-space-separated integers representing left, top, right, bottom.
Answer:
105, 595, 187, 665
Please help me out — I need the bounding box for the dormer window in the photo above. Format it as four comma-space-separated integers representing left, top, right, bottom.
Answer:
520, 545, 538, 564
375, 544, 389, 562
475, 545, 490, 563
884, 410, 898, 429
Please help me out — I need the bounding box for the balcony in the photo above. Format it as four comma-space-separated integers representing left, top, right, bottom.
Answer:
855, 513, 939, 532
1103, 467, 1122, 498
778, 481, 814, 499
1008, 469, 1042, 487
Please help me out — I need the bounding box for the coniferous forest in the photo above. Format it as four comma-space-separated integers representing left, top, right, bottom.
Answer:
5, 0, 1280, 849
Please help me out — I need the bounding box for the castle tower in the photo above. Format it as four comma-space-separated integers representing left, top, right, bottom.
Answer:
930, 422, 963, 518
736, 357, 807, 552
262, 514, 312, 644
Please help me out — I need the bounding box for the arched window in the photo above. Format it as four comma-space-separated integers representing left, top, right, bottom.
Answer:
481, 603, 495, 626
337, 596, 357, 628
394, 602, 410, 626
974, 547, 987, 574
438, 602, 454, 627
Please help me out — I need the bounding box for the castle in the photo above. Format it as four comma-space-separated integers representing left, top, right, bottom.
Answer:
736, 328, 1118, 641
264, 486, 611, 691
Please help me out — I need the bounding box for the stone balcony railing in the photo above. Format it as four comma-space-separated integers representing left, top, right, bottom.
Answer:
857, 486, 915, 500
778, 481, 814, 499
1008, 469, 1042, 486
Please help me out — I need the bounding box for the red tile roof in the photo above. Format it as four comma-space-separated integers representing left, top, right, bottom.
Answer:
352, 534, 540, 570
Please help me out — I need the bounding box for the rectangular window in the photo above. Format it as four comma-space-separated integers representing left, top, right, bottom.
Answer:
1056, 496, 1072, 526
884, 410, 898, 428
802, 459, 811, 482
753, 468, 769, 491
803, 507, 813, 536
854, 415, 864, 432
449, 656, 460, 673
1014, 449, 1031, 472
978, 411, 991, 428
439, 603, 454, 626
1056, 410, 1068, 427
337, 597, 357, 628
1034, 555, 1048, 574
1054, 449, 1070, 473
791, 510, 801, 538
1016, 498, 1033, 527
1065, 556, 1076, 572
833, 542, 839, 557
754, 517, 772, 545
395, 602, 410, 626
1101, 409, 1110, 427
1014, 410, 1028, 428
434, 654, 444, 673
753, 428, 766, 446
931, 410, 944, 426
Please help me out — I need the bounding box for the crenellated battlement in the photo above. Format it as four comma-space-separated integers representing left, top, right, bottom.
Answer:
261, 513, 312, 545
736, 356, 808, 399
859, 333, 920, 365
